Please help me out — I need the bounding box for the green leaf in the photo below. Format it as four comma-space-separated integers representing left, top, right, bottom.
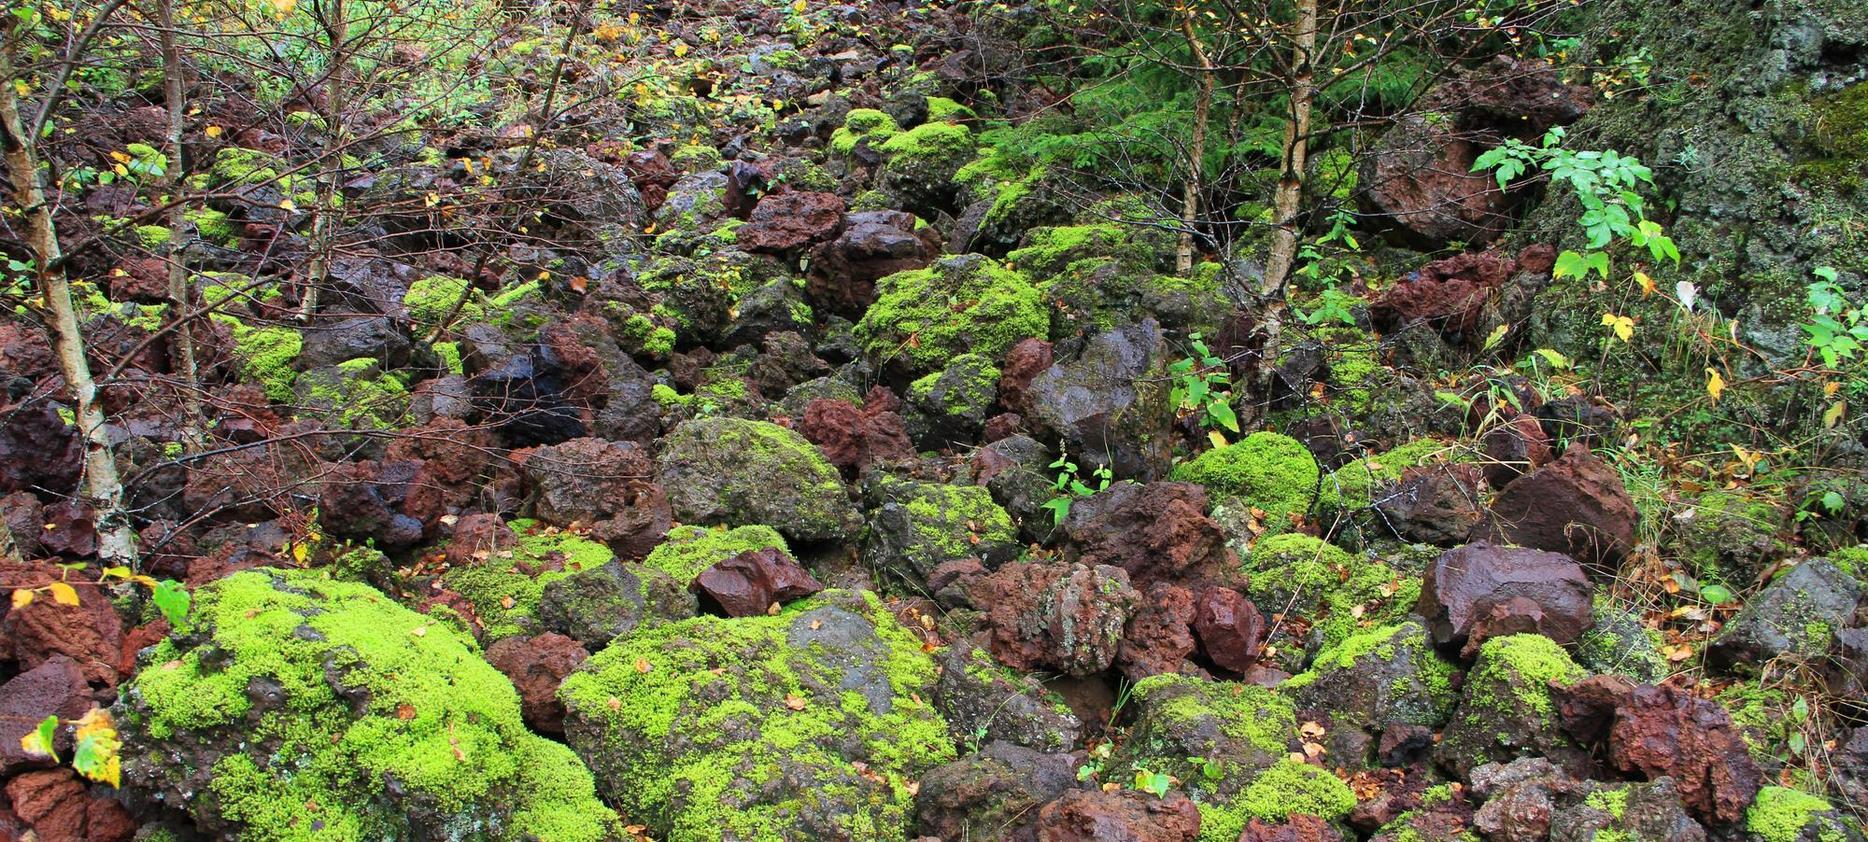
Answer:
151, 580, 190, 626
1552, 250, 1590, 280
21, 716, 57, 762
1791, 696, 1810, 722
1822, 491, 1846, 514
1207, 400, 1239, 433
1698, 583, 1733, 605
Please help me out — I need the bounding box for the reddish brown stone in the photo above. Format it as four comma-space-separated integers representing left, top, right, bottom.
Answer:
444, 513, 517, 567
1118, 583, 1199, 682
1376, 465, 1485, 547
738, 191, 848, 254
36, 502, 96, 559
1061, 483, 1241, 591
1605, 684, 1762, 825
1036, 788, 1202, 842
998, 338, 1055, 416
0, 562, 123, 686
805, 210, 942, 317
981, 413, 1023, 443
0, 656, 94, 774
1484, 444, 1639, 572
485, 632, 588, 735
1191, 587, 1264, 675
1239, 814, 1345, 842
4, 768, 134, 842
798, 395, 914, 476
115, 620, 170, 682
1481, 415, 1552, 490
691, 547, 824, 617
1417, 541, 1594, 659
973, 561, 1138, 676
109, 257, 169, 304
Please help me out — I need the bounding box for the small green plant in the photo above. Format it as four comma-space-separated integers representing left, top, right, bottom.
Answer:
1133, 767, 1174, 797
19, 707, 121, 788
1168, 332, 1241, 434
1802, 267, 1866, 369
1076, 740, 1114, 782
1300, 286, 1359, 327
1041, 448, 1113, 526
1473, 127, 1679, 282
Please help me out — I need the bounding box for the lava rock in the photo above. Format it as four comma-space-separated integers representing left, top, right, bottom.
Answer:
1417, 542, 1595, 658
798, 389, 916, 477
935, 642, 1083, 753
806, 210, 942, 318
1036, 788, 1202, 842
1060, 482, 1242, 591
1376, 464, 1486, 546
1191, 587, 1265, 675
0, 656, 95, 774
691, 546, 824, 617
1709, 558, 1862, 670
656, 417, 860, 544
1482, 444, 1639, 573
738, 191, 848, 254
538, 560, 696, 650
1024, 320, 1175, 481
915, 741, 1084, 842
973, 560, 1139, 676
484, 632, 588, 735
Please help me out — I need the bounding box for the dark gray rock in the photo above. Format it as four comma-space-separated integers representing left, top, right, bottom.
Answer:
538, 561, 696, 649
1709, 559, 1862, 671
1024, 319, 1175, 482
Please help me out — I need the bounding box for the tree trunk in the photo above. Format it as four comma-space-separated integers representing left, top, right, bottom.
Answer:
156, 0, 205, 448
1254, 0, 1319, 397
1177, 11, 1216, 275
0, 41, 139, 567
299, 0, 348, 321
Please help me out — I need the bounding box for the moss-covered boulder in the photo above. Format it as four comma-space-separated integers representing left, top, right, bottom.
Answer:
1173, 432, 1320, 536
1282, 621, 1460, 763
853, 253, 1046, 378
861, 476, 1020, 586
1673, 491, 1789, 589
293, 358, 414, 432
1743, 786, 1856, 842
1108, 673, 1299, 841
905, 352, 1001, 447
118, 569, 622, 841
1709, 558, 1862, 671
642, 524, 789, 583
1037, 258, 1235, 341
1573, 598, 1670, 682
656, 418, 860, 544
1243, 533, 1421, 662
538, 560, 696, 650
429, 520, 616, 641
1435, 633, 1591, 778
877, 121, 976, 214
558, 589, 955, 841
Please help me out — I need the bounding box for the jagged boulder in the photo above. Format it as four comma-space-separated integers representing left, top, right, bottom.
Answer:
656, 418, 860, 544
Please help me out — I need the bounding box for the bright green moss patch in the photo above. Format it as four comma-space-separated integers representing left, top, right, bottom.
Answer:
1745, 786, 1836, 842
135, 224, 172, 250
1319, 438, 1460, 510
1466, 634, 1587, 719
122, 569, 620, 840
877, 120, 974, 163
830, 109, 901, 155
433, 519, 615, 640
642, 524, 788, 584
405, 275, 478, 331
557, 589, 954, 841
853, 254, 1046, 376
1238, 759, 1355, 823
1006, 224, 1150, 279
216, 319, 301, 402
1171, 432, 1319, 530
186, 208, 237, 246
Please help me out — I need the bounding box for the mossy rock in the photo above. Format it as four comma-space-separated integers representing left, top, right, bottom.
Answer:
656, 418, 859, 544
558, 589, 955, 841
1005, 224, 1157, 280
1037, 259, 1235, 341
1282, 621, 1460, 752
1671, 490, 1788, 588
642, 524, 790, 584
1744, 786, 1853, 842
861, 476, 1020, 587
877, 120, 977, 213
1171, 432, 1320, 536
428, 520, 616, 641
1434, 633, 1590, 779
1573, 597, 1670, 682
1108, 673, 1298, 842
405, 275, 479, 333
853, 253, 1047, 378
830, 108, 901, 156
1318, 438, 1462, 511
292, 359, 413, 432
212, 316, 301, 402
118, 569, 622, 841
538, 560, 696, 650
1242, 533, 1421, 667
905, 352, 1000, 446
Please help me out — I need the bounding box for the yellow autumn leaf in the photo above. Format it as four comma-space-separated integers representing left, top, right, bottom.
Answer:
1633, 270, 1655, 296
10, 589, 33, 609
269, 0, 297, 15
792, 0, 808, 12
279, 198, 297, 212
13, 80, 30, 97
204, 125, 223, 139
1825, 400, 1847, 428
1704, 368, 1725, 404
47, 582, 79, 607
1600, 313, 1634, 342
109, 150, 132, 164
672, 42, 689, 58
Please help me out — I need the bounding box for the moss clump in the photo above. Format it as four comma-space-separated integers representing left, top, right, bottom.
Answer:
926, 96, 976, 122
1281, 621, 1458, 728
1005, 224, 1153, 279
186, 208, 237, 246
642, 524, 789, 584
1172, 432, 1319, 534
1319, 438, 1459, 510
621, 312, 677, 358
121, 569, 620, 840
558, 589, 954, 841
1469, 634, 1586, 719
297, 358, 412, 430
135, 224, 172, 250
1572, 598, 1670, 682
657, 418, 859, 544
1744, 786, 1839, 842
1831, 546, 1868, 582
670, 144, 724, 173
878, 120, 974, 162
853, 254, 1046, 377
1112, 674, 1296, 842
207, 146, 283, 185
830, 109, 900, 155
405, 275, 478, 331
216, 318, 301, 402
862, 477, 1020, 583
1238, 760, 1355, 824
431, 341, 463, 375
435, 519, 615, 641
908, 352, 1000, 420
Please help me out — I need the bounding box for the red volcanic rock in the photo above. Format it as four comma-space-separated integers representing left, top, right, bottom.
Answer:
0, 562, 124, 686
738, 191, 848, 254
973, 561, 1138, 676
1036, 788, 1202, 842
1377, 464, 1486, 547
0, 656, 95, 774
4, 768, 135, 842
1239, 814, 1345, 842
1417, 541, 1594, 658
1060, 482, 1241, 591
1484, 444, 1639, 572
806, 210, 942, 317
1552, 677, 1763, 826
1117, 583, 1199, 682
1191, 587, 1264, 675
485, 632, 588, 735
998, 338, 1054, 416
798, 393, 914, 476
1481, 414, 1553, 490
691, 547, 824, 618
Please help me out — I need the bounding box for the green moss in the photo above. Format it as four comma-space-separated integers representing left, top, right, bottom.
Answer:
435, 520, 615, 640
1745, 786, 1836, 842
186, 208, 237, 246
925, 96, 976, 122
1320, 438, 1458, 510
556, 590, 953, 841
296, 358, 411, 430
853, 254, 1046, 376
671, 144, 724, 172
622, 312, 677, 358
909, 353, 1000, 416
217, 319, 301, 402
135, 224, 172, 250
1172, 432, 1319, 532
1238, 759, 1355, 823
208, 147, 283, 185
1584, 787, 1629, 820
123, 569, 619, 840
830, 109, 901, 155
405, 275, 478, 331
877, 121, 975, 168
431, 341, 463, 375
642, 524, 788, 584
1466, 634, 1587, 720
1007, 224, 1151, 279
652, 383, 693, 407
1828, 546, 1868, 582
1800, 83, 1868, 189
